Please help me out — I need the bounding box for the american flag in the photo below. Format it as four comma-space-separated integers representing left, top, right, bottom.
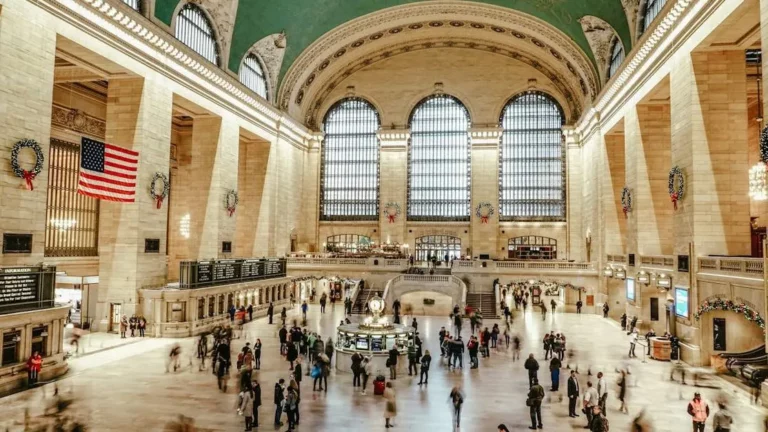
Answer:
78, 138, 139, 202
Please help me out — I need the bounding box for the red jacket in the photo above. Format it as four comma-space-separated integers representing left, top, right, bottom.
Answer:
28, 355, 42, 372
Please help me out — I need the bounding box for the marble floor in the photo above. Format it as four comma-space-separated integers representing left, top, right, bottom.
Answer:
1, 303, 766, 431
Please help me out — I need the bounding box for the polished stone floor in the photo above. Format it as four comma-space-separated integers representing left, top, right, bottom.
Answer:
1, 301, 766, 431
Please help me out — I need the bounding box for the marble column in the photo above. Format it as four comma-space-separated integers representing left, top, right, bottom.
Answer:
96, 77, 172, 330
564, 127, 583, 262
469, 126, 501, 259
377, 129, 410, 245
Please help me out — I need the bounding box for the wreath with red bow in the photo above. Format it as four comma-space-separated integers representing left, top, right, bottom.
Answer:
621, 187, 632, 218
11, 139, 44, 191
668, 166, 685, 210
225, 190, 239, 217
475, 202, 495, 224
383, 202, 401, 223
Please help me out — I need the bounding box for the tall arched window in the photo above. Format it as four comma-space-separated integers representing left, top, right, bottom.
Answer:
608, 38, 625, 79
239, 54, 268, 99
408, 95, 471, 221
640, 0, 667, 34
121, 0, 141, 11
320, 98, 380, 220
499, 91, 565, 221
175, 3, 219, 65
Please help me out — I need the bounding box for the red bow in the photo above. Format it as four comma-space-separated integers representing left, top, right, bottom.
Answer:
387, 214, 396, 223
622, 206, 628, 218
156, 196, 164, 209
481, 215, 489, 224
228, 207, 236, 217
671, 192, 679, 210
22, 170, 35, 191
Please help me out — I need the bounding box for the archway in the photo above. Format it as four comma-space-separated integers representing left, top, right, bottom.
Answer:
415, 235, 461, 261
400, 291, 453, 316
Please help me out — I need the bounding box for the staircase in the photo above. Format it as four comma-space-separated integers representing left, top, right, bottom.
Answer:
466, 293, 496, 316
352, 287, 373, 314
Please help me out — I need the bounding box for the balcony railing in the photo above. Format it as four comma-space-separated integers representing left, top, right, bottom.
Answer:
287, 257, 409, 270
698, 257, 764, 276
639, 255, 675, 268
286, 257, 595, 274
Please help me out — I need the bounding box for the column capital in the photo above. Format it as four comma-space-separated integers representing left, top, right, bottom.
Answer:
306, 131, 324, 150
469, 126, 502, 147
562, 126, 581, 148
377, 128, 410, 150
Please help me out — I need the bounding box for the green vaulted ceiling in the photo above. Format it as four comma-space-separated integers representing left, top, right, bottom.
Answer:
154, 0, 632, 81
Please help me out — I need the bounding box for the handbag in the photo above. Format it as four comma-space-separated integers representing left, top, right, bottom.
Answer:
526, 398, 532, 407
310, 365, 321, 378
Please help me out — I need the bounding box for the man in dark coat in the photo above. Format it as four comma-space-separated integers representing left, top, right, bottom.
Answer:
279, 325, 288, 355
528, 378, 545, 430
252, 380, 262, 427
567, 370, 580, 417
524, 354, 540, 388
388, 346, 399, 380
267, 302, 274, 324
247, 304, 254, 322
274, 378, 285, 426
576, 300, 583, 314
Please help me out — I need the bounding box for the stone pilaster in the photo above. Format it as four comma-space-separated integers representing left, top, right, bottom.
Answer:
469, 126, 502, 259
96, 77, 173, 330
299, 133, 322, 252
0, 3, 56, 265
235, 136, 273, 257
602, 132, 626, 256
169, 115, 239, 275
378, 129, 409, 245
670, 51, 750, 257
564, 127, 583, 262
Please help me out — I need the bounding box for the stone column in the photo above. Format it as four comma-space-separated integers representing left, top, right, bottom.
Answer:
96, 77, 172, 330
378, 129, 410, 245
564, 127, 583, 262
0, 2, 56, 265
169, 115, 240, 275
300, 133, 322, 252
625, 104, 673, 256
469, 126, 502, 258
670, 51, 749, 257
602, 132, 627, 256
236, 135, 274, 257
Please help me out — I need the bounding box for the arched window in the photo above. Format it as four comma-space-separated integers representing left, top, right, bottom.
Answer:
640, 0, 667, 34
607, 38, 625, 79
121, 0, 141, 11
320, 98, 380, 220
499, 91, 565, 221
175, 3, 219, 65
415, 235, 462, 262
239, 54, 268, 99
408, 95, 471, 221
325, 234, 372, 253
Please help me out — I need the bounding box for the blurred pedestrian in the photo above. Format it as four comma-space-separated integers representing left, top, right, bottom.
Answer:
687, 392, 709, 432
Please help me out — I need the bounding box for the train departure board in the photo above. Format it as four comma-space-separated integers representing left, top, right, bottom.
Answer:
179, 258, 287, 289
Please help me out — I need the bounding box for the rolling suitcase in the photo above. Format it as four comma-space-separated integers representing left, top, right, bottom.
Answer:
373, 375, 386, 395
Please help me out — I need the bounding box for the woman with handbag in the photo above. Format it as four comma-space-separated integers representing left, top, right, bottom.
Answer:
239, 385, 255, 431
384, 382, 397, 428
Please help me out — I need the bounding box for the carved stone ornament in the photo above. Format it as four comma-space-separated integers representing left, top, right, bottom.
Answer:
247, 33, 287, 100
578, 15, 620, 84
51, 105, 106, 138
622, 0, 641, 41
190, 0, 239, 65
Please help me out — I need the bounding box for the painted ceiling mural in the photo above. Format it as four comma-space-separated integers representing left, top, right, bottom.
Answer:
154, 0, 633, 80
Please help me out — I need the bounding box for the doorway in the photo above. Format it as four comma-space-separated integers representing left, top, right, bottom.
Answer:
109, 303, 122, 333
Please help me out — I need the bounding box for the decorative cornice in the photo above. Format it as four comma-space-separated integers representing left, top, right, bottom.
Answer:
469, 126, 502, 147
46, 0, 311, 147
377, 129, 410, 142
51, 104, 106, 138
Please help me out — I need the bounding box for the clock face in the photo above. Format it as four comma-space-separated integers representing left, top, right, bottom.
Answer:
369, 297, 384, 314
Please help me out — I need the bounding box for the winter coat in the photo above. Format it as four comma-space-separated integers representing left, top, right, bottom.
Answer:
524, 357, 539, 374
239, 390, 254, 414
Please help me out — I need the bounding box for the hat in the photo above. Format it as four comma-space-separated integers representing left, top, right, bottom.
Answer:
694, 392, 701, 396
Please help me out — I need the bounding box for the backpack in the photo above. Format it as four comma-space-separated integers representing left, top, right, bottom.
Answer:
599, 416, 610, 432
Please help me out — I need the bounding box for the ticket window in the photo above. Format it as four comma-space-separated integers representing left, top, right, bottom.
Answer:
218, 296, 225, 315
208, 298, 215, 317
2, 331, 21, 366
198, 299, 205, 320
31, 326, 48, 356
168, 303, 185, 323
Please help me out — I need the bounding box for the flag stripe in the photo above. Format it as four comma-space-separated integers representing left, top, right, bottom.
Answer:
105, 161, 138, 172
79, 171, 136, 188
79, 177, 136, 193
78, 189, 134, 203
105, 151, 138, 164
78, 181, 135, 197
105, 143, 139, 157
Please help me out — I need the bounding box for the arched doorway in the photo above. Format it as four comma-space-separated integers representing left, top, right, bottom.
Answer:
415, 235, 461, 261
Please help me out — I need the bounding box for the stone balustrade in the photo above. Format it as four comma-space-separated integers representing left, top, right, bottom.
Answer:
697, 257, 764, 276
639, 255, 675, 268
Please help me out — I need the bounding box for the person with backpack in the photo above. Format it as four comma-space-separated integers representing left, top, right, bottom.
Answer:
284, 385, 298, 431
468, 336, 479, 369
525, 354, 540, 387
587, 405, 609, 431
418, 350, 432, 385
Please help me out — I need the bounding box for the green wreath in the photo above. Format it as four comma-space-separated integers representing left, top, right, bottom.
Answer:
150, 172, 170, 209
225, 190, 239, 217
668, 166, 684, 210
621, 187, 632, 217
11, 139, 44, 191
694, 298, 765, 332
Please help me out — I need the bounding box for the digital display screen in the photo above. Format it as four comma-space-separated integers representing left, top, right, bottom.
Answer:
356, 337, 369, 350
626, 278, 635, 301
675, 288, 689, 318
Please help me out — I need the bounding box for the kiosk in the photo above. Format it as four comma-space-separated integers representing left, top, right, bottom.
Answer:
334, 295, 415, 373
